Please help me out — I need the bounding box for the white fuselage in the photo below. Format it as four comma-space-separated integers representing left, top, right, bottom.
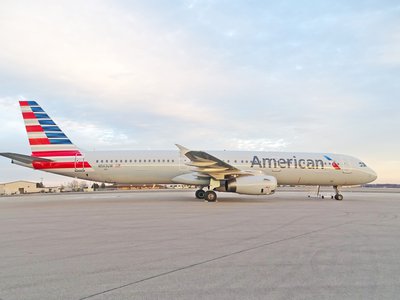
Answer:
48, 150, 377, 186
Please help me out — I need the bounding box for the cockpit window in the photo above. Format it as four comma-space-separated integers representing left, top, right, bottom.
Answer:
359, 162, 367, 167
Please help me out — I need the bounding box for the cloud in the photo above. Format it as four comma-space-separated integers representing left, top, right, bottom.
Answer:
57, 118, 137, 150
0, 97, 26, 143
380, 31, 400, 65
0, 1, 239, 126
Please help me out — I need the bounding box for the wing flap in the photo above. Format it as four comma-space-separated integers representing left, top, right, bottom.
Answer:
186, 161, 218, 167
195, 167, 229, 173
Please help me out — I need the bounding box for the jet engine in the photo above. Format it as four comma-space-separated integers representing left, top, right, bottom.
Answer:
223, 175, 277, 195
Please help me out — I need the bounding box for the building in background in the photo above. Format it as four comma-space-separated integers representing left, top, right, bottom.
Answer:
0, 181, 60, 196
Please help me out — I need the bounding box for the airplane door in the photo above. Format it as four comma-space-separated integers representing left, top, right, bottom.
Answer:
75, 154, 85, 172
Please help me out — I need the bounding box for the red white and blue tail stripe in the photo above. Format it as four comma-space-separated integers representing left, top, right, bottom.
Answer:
19, 101, 91, 171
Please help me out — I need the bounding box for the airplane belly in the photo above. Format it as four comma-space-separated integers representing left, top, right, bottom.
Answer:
263, 169, 347, 186
90, 165, 185, 184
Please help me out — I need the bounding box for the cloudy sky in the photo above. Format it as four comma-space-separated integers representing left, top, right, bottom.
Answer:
0, 0, 399, 184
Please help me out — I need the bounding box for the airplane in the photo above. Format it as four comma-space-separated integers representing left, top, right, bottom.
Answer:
0, 101, 377, 202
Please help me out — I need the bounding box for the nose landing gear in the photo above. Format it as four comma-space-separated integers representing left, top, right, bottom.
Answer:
333, 185, 343, 201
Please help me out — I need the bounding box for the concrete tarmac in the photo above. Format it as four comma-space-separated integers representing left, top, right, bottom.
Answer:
1, 190, 400, 300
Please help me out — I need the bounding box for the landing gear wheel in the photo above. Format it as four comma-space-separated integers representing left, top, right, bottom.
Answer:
195, 189, 205, 199
334, 194, 343, 201
333, 186, 343, 201
204, 191, 217, 202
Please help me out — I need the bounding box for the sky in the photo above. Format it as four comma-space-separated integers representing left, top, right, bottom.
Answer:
0, 0, 399, 184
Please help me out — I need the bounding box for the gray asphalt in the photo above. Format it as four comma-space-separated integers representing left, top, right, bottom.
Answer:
1, 190, 400, 300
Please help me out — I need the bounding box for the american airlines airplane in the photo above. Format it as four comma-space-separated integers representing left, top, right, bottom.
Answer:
0, 101, 377, 201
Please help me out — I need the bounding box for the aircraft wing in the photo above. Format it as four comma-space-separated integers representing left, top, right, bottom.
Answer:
176, 144, 249, 180
0, 152, 52, 164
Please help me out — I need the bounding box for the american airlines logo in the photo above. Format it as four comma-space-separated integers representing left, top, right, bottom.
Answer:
324, 155, 341, 170
251, 155, 340, 170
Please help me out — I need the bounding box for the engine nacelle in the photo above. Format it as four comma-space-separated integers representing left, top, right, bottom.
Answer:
224, 175, 277, 195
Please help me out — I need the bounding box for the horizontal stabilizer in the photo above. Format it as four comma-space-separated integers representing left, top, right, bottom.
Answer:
0, 152, 52, 164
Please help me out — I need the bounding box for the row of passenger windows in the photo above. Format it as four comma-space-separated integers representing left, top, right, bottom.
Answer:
95, 159, 340, 166
95, 159, 250, 164
96, 159, 175, 163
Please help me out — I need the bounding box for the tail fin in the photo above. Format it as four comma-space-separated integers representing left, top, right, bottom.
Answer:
19, 100, 82, 159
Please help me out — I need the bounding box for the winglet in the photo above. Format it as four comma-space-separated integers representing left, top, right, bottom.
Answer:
175, 144, 190, 155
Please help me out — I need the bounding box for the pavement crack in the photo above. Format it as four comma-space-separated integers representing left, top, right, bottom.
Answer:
79, 220, 352, 299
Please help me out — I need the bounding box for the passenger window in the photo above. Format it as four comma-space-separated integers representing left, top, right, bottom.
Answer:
158, 159, 160, 162
167, 160, 170, 163
100, 160, 103, 163
110, 160, 113, 163
172, 160, 174, 163
153, 159, 156, 162
163, 159, 165, 163
139, 160, 141, 163
105, 160, 108, 163
96, 160, 99, 163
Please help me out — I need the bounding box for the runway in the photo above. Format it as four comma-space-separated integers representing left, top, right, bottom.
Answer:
1, 190, 400, 300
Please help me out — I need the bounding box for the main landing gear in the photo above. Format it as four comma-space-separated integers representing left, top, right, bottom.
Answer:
333, 185, 343, 201
195, 189, 205, 199
195, 189, 217, 202
196, 179, 220, 202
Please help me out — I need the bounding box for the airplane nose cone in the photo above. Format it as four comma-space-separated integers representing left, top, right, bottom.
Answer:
368, 168, 377, 182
